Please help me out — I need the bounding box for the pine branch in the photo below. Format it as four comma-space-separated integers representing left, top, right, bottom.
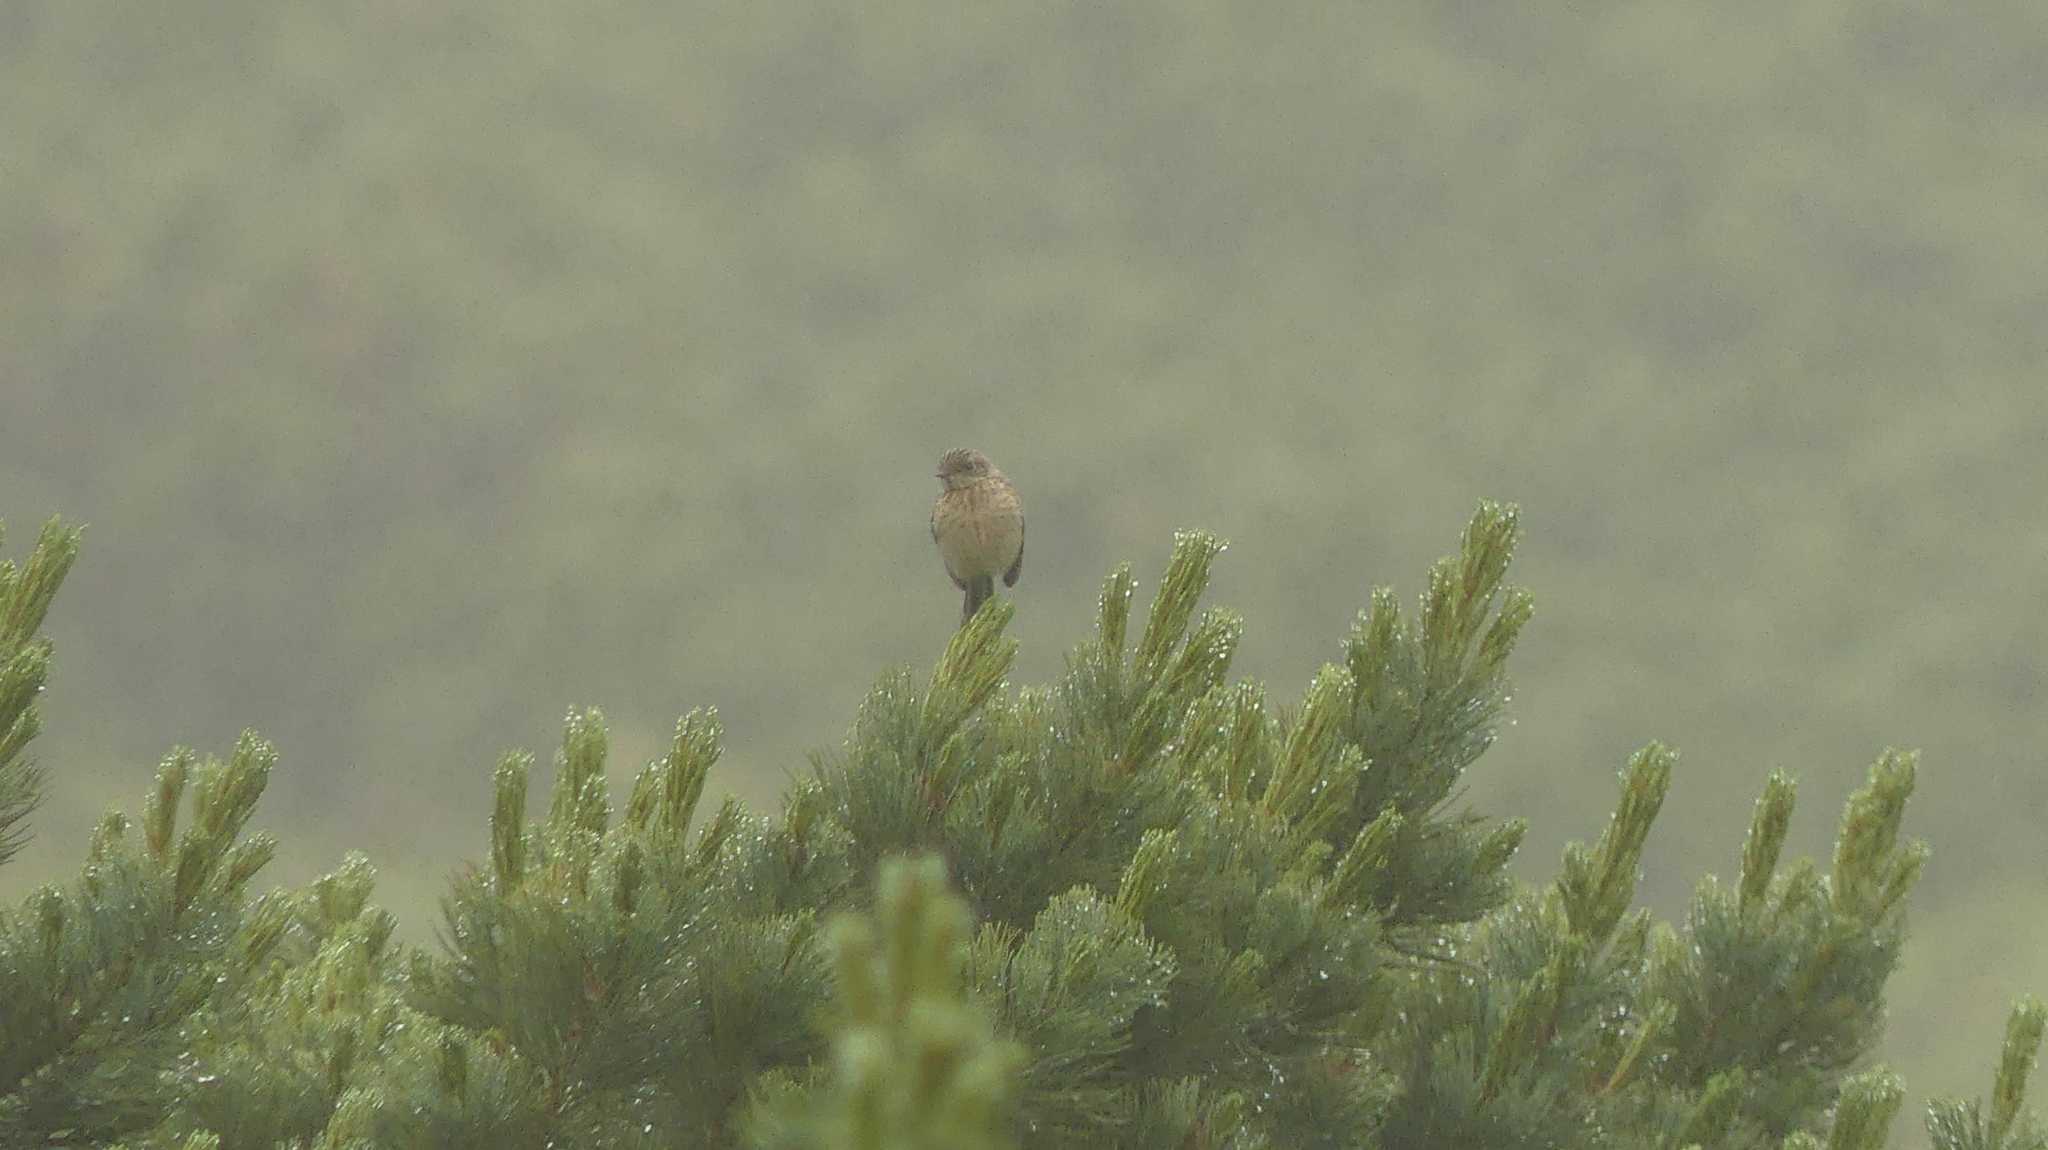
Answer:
0, 735, 280, 1146
1339, 501, 1531, 932
747, 856, 1024, 1150
0, 516, 82, 867
1926, 997, 2048, 1150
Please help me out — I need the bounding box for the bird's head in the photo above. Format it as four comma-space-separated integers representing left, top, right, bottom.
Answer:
936, 448, 996, 490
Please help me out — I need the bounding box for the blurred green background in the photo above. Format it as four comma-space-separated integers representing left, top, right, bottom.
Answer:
3, 1, 2043, 1140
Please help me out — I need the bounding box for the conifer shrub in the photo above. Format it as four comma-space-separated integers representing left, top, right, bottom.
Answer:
1, 507, 2040, 1149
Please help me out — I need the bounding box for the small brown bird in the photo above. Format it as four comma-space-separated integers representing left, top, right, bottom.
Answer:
930, 448, 1024, 624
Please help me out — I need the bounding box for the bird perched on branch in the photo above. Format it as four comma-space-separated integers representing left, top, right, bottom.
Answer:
930, 448, 1024, 625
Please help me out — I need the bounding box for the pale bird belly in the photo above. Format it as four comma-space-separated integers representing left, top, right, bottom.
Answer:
937, 500, 1022, 582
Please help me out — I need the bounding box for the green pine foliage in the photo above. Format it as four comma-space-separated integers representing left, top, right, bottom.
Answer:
1926, 999, 2048, 1150
0, 736, 285, 1145
0, 516, 82, 868
746, 855, 1025, 1150
2, 502, 2041, 1149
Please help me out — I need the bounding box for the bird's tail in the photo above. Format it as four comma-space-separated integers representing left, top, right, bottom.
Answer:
962, 574, 995, 624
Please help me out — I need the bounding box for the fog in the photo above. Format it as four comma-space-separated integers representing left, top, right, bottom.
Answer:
5, 2, 2044, 1141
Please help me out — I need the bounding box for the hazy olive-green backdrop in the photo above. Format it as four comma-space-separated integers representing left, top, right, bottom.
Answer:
4, 1, 2043, 1142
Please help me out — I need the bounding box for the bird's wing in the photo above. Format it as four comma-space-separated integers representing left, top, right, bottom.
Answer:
1003, 511, 1024, 587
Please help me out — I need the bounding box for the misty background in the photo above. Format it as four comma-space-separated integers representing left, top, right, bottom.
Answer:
3, 2, 2043, 1142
